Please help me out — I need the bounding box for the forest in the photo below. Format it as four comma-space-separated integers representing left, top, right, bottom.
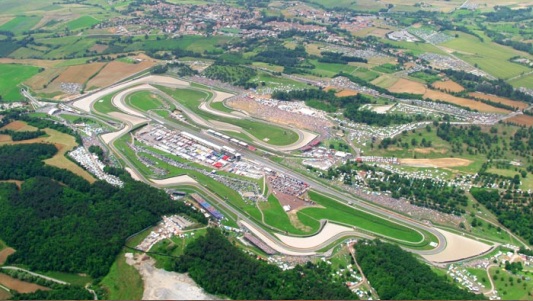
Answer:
0, 129, 46, 141
470, 188, 533, 244
321, 161, 467, 215
355, 240, 485, 300
366, 174, 467, 215
318, 51, 367, 64
203, 62, 258, 88
174, 228, 356, 300
436, 123, 499, 156
254, 44, 308, 67
0, 143, 206, 279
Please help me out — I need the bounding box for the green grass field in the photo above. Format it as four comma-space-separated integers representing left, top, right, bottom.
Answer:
371, 74, 400, 89
305, 0, 381, 11
465, 267, 491, 287
258, 194, 320, 235
209, 101, 234, 113
0, 64, 40, 101
300, 191, 426, 244
39, 271, 93, 287
509, 74, 533, 89
251, 62, 284, 73
98, 228, 152, 300
310, 60, 357, 77
127, 35, 231, 54
372, 63, 400, 74
93, 94, 119, 114
0, 0, 58, 14
98, 226, 156, 299
126, 91, 167, 112
442, 32, 532, 80
99, 250, 144, 300
66, 16, 100, 31
349, 67, 380, 81
42, 37, 96, 59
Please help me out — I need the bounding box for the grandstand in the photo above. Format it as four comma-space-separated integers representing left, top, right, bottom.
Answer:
190, 193, 224, 220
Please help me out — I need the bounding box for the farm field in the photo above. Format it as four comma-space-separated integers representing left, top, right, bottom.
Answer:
0, 16, 41, 35
0, 64, 40, 101
24, 66, 65, 92
86, 61, 155, 90
39, 62, 107, 97
387, 78, 510, 113
441, 32, 532, 79
310, 60, 357, 77
372, 74, 402, 89
50, 62, 106, 85
66, 16, 100, 30
506, 114, 533, 126
400, 158, 472, 168
349, 67, 380, 81
0, 288, 10, 300
335, 89, 358, 97
431, 80, 464, 92
126, 35, 231, 54
0, 273, 49, 294
424, 89, 510, 113
40, 37, 98, 60
387, 78, 427, 94
41, 129, 95, 183
509, 74, 533, 89
469, 92, 529, 110
0, 247, 15, 265
0, 0, 64, 14
305, 0, 463, 12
